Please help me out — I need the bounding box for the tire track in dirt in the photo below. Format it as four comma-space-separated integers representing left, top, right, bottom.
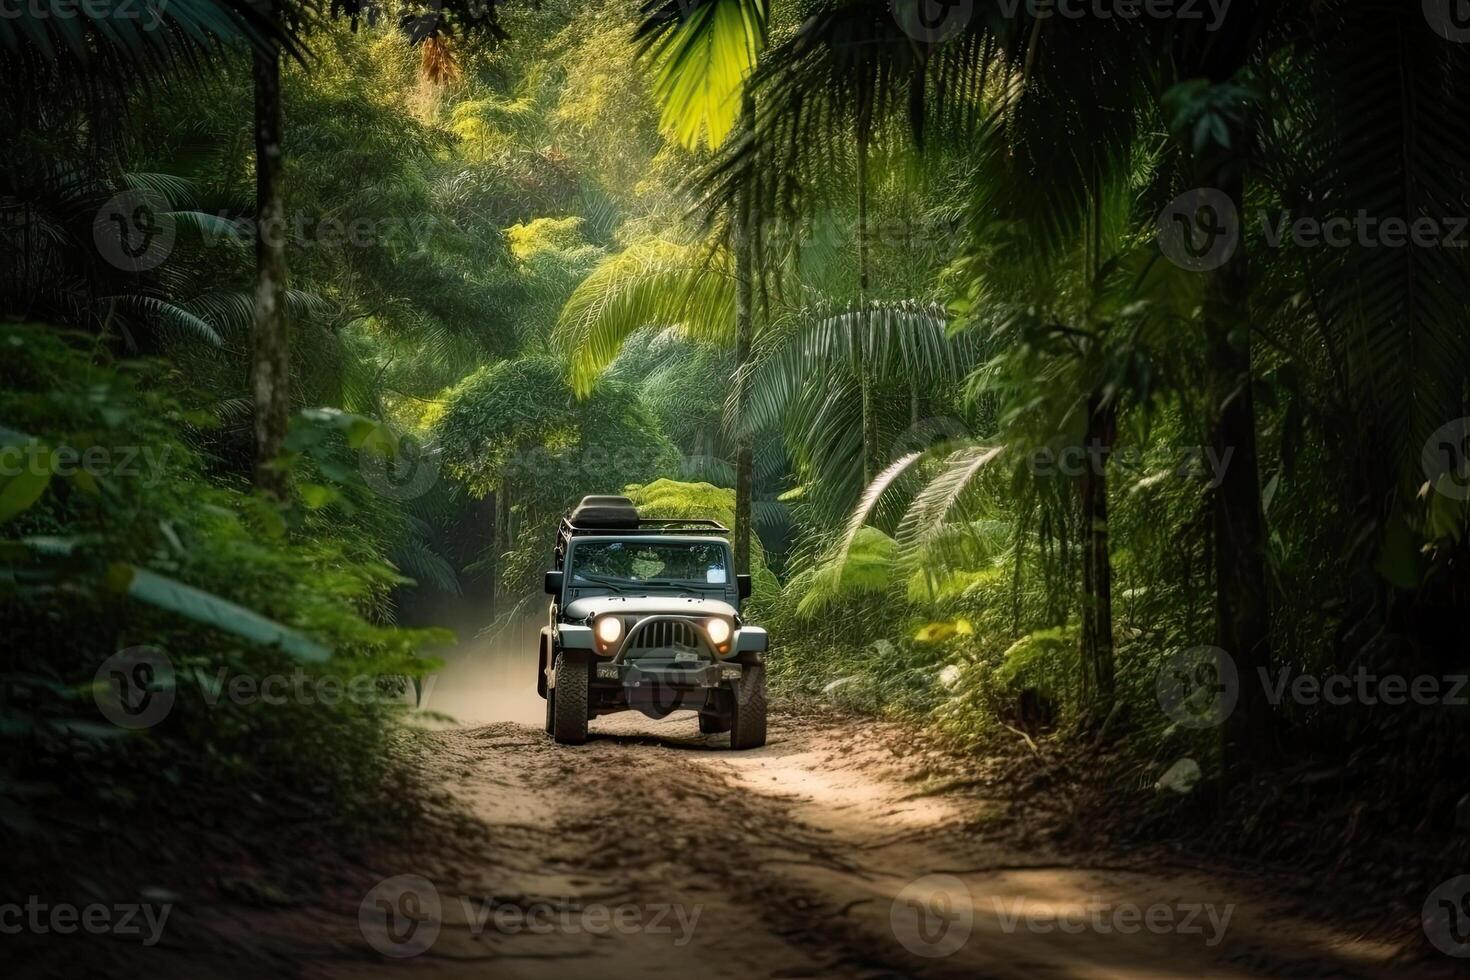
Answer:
140, 704, 1460, 980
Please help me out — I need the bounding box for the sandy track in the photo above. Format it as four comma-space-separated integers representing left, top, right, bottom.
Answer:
297, 705, 1450, 980
127, 704, 1454, 980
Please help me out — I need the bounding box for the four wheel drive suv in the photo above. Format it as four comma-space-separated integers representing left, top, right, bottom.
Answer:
538, 495, 768, 748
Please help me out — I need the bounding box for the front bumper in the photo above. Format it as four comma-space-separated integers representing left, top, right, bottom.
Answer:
593, 660, 745, 688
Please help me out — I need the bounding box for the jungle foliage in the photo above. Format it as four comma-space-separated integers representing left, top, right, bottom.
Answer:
3, 0, 1469, 878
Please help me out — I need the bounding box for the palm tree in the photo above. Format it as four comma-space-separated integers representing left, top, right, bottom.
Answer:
634, 0, 768, 570
725, 0, 1293, 758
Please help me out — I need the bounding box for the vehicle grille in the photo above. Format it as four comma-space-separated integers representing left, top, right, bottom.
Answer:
629, 618, 698, 651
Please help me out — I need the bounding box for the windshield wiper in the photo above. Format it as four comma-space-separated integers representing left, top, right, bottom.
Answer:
643, 579, 723, 590
573, 572, 629, 593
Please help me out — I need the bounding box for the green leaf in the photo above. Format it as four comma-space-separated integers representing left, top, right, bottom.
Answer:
122, 566, 331, 663
640, 0, 767, 151
0, 445, 52, 524
297, 483, 340, 510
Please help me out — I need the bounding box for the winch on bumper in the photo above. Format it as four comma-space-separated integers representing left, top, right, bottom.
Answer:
593, 659, 749, 687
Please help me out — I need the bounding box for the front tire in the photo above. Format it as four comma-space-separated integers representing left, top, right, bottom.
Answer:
729, 664, 767, 750
551, 652, 589, 745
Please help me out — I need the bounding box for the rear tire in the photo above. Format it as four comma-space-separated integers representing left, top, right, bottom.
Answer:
544, 688, 555, 735
729, 664, 767, 750
551, 652, 589, 745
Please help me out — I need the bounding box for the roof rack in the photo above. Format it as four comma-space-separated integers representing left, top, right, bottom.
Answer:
553, 499, 730, 568
560, 516, 729, 537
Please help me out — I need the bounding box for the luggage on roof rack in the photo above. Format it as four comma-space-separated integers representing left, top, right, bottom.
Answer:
569, 495, 639, 529
552, 495, 731, 568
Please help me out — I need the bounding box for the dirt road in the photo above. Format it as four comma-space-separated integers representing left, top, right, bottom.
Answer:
164, 705, 1451, 979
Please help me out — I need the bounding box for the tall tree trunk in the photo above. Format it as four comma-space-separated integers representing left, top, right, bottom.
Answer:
496, 486, 511, 608
731, 95, 756, 576
1079, 392, 1117, 714
855, 127, 877, 485
1205, 169, 1273, 766
251, 45, 290, 501
485, 490, 499, 616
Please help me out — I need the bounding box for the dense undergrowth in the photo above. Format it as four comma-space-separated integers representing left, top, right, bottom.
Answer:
0, 327, 450, 860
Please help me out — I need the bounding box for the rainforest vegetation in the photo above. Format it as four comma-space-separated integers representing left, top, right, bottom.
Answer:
4, 0, 1470, 957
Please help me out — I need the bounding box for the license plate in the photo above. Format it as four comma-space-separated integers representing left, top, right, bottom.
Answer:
673, 650, 699, 663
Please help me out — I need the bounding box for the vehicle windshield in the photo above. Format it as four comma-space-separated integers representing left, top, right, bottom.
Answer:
570, 540, 728, 586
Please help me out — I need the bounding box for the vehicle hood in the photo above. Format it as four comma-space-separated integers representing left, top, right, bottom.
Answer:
563, 594, 738, 621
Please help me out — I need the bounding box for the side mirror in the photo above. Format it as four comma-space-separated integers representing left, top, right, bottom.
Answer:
736, 574, 752, 599
544, 570, 564, 596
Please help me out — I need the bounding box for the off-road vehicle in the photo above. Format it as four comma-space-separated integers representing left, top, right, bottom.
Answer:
537, 495, 768, 747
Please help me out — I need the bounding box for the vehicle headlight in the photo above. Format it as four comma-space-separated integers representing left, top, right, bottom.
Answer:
706, 618, 731, 646
595, 616, 623, 645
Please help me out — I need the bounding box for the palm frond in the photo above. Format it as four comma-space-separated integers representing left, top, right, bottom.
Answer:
732, 299, 979, 434
893, 443, 1007, 570
553, 239, 734, 396
635, 0, 768, 151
